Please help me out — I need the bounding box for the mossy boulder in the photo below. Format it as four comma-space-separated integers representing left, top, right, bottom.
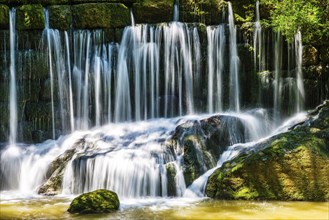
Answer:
48, 5, 71, 30
67, 189, 120, 214
206, 101, 329, 201
72, 3, 130, 29
0, 4, 9, 29
133, 0, 173, 24
16, 4, 45, 30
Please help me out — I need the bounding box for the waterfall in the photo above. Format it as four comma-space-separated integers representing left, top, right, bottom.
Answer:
253, 0, 264, 73
207, 25, 225, 113
44, 9, 56, 139
9, 8, 17, 146
273, 32, 283, 123
295, 31, 305, 112
173, 0, 179, 22
228, 2, 240, 112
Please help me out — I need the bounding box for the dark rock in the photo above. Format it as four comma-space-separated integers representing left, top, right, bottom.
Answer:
16, 4, 45, 30
319, 46, 329, 63
166, 115, 246, 187
133, 0, 173, 24
180, 0, 226, 24
48, 5, 71, 30
72, 3, 130, 29
303, 45, 318, 67
0, 4, 9, 29
67, 189, 120, 214
206, 101, 329, 201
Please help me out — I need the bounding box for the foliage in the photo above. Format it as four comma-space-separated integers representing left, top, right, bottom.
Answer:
262, 0, 329, 43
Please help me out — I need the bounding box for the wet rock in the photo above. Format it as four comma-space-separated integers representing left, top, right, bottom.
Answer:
16, 4, 45, 30
206, 101, 329, 201
67, 189, 120, 214
167, 115, 246, 187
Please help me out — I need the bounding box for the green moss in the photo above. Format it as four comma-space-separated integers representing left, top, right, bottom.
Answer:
0, 4, 8, 29
68, 189, 120, 214
72, 3, 129, 29
16, 4, 45, 30
133, 0, 173, 24
48, 5, 71, 30
206, 103, 329, 201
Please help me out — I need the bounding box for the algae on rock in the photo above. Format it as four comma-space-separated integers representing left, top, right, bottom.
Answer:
68, 189, 120, 214
206, 101, 329, 201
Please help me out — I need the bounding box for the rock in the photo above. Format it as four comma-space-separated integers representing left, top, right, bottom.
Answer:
67, 189, 120, 214
16, 4, 45, 30
72, 3, 130, 29
0, 4, 9, 29
319, 46, 329, 63
133, 0, 173, 24
303, 45, 318, 66
206, 101, 329, 201
180, 0, 226, 24
166, 115, 246, 187
48, 5, 71, 30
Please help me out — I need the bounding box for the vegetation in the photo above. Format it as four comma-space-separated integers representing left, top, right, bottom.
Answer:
262, 0, 329, 43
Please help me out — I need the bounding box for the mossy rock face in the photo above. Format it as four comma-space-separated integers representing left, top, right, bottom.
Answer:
16, 4, 45, 30
72, 0, 135, 4
67, 189, 120, 214
303, 45, 318, 67
133, 0, 173, 24
206, 101, 329, 201
48, 5, 71, 30
0, 4, 9, 29
72, 3, 130, 29
180, 0, 226, 24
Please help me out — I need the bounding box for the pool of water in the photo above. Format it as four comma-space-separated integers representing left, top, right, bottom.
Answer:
1, 195, 328, 220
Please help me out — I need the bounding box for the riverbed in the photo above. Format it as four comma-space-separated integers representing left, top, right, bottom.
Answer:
1, 195, 328, 219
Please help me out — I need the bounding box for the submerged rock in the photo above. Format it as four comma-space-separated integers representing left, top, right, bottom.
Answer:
68, 189, 120, 214
206, 101, 329, 201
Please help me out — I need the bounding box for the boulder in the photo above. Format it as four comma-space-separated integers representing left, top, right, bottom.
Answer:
67, 189, 120, 214
166, 115, 246, 187
206, 101, 329, 201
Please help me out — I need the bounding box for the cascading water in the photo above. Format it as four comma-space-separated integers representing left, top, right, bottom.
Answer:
9, 8, 17, 146
228, 2, 240, 112
295, 31, 305, 112
0, 1, 312, 210
207, 25, 225, 113
273, 32, 283, 123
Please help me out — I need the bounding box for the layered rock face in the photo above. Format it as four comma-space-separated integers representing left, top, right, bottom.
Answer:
206, 101, 329, 201
0, 0, 328, 143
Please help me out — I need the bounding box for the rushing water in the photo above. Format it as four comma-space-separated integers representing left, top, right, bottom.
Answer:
0, 2, 317, 218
